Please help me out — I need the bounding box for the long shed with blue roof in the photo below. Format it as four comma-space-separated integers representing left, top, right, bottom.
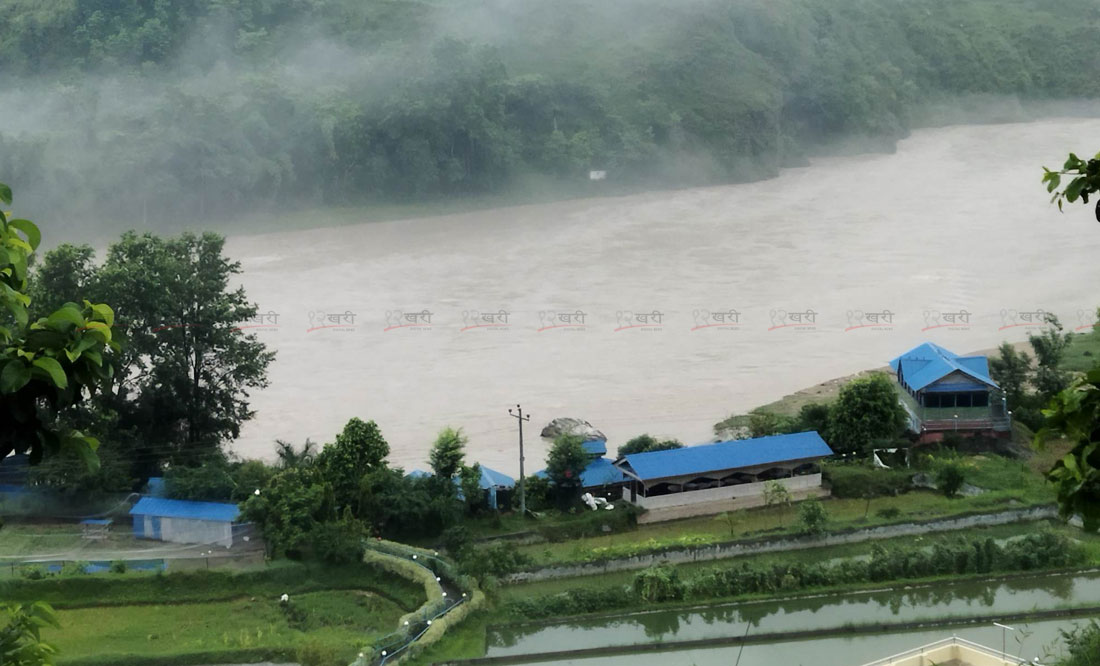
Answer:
130, 497, 241, 548
614, 432, 833, 520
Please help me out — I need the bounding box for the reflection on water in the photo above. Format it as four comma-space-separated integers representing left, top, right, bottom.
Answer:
487, 571, 1095, 656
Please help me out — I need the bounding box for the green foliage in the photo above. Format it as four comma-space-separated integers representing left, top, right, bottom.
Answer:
459, 542, 533, 581
616, 434, 684, 457
1057, 620, 1100, 666
516, 475, 552, 512
0, 182, 118, 469
1029, 316, 1074, 400
295, 640, 341, 666
310, 509, 367, 565
633, 564, 685, 603
989, 342, 1032, 411
165, 456, 236, 501
797, 403, 831, 435
358, 467, 460, 540
459, 463, 482, 514
762, 480, 792, 509
317, 417, 389, 513
823, 464, 912, 499
826, 374, 907, 455
1042, 151, 1100, 220
508, 531, 1083, 618
109, 560, 127, 575
442, 525, 472, 557
747, 411, 801, 438
876, 506, 902, 520
797, 499, 829, 536
1038, 365, 1100, 531
935, 462, 967, 498
535, 504, 639, 542
19, 566, 44, 581
59, 561, 88, 577
429, 427, 467, 480
275, 439, 318, 470
240, 466, 331, 559
0, 602, 60, 666
545, 434, 588, 505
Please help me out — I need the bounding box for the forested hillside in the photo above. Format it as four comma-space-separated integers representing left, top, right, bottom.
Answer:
0, 0, 1097, 227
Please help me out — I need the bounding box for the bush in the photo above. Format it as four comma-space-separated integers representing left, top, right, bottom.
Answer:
310, 510, 366, 564
441, 525, 471, 557
633, 564, 685, 603
60, 561, 89, 576
824, 463, 912, 498
296, 640, 341, 666
19, 565, 45, 580
798, 500, 829, 536
935, 462, 966, 498
537, 504, 639, 542
876, 507, 902, 520
460, 542, 532, 580
110, 560, 127, 574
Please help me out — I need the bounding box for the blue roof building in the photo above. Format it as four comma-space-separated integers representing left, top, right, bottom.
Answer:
130, 497, 241, 548
889, 342, 1010, 440
614, 432, 833, 518
408, 465, 516, 510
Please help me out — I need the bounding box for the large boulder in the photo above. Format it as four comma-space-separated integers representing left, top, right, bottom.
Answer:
540, 417, 606, 441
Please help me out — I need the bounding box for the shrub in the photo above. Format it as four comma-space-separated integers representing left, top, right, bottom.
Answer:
824, 464, 912, 498
310, 509, 366, 564
798, 500, 829, 536
460, 542, 533, 580
60, 561, 89, 576
296, 640, 341, 666
441, 525, 471, 557
935, 462, 966, 498
537, 504, 639, 542
876, 507, 902, 520
633, 564, 685, 603
110, 560, 127, 574
19, 565, 45, 580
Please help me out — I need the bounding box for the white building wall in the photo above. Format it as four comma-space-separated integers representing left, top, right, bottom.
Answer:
160, 517, 233, 548
624, 473, 821, 510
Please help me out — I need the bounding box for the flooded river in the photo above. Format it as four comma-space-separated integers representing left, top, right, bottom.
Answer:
228, 118, 1100, 472
486, 571, 1100, 664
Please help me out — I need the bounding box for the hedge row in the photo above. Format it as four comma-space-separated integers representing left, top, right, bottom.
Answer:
507, 532, 1084, 619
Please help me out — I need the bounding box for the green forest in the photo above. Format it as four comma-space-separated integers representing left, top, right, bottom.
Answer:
0, 0, 1098, 227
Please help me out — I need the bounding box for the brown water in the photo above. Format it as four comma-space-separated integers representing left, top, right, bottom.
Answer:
227, 118, 1100, 473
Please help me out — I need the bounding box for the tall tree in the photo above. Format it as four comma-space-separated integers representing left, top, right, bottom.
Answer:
317, 417, 390, 513
545, 434, 588, 505
989, 342, 1032, 410
1029, 315, 1073, 400
429, 427, 467, 479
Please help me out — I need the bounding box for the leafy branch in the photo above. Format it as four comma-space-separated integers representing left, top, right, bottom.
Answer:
1042, 152, 1100, 220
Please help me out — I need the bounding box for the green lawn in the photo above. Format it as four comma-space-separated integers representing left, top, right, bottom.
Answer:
1064, 326, 1100, 373
47, 589, 401, 665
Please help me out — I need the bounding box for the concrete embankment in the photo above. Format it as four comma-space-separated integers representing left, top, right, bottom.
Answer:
505, 505, 1058, 583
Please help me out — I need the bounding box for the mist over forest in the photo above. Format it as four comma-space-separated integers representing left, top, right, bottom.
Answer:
1, 0, 1098, 237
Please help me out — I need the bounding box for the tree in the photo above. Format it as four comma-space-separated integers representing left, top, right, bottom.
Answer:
545, 434, 588, 505
797, 403, 831, 435
459, 463, 483, 514
429, 427, 467, 479
1042, 151, 1100, 221
165, 456, 236, 501
316, 418, 390, 514
0, 182, 118, 468
798, 499, 829, 536
747, 411, 800, 438
1037, 366, 1100, 531
30, 232, 275, 473
989, 342, 1032, 410
616, 434, 684, 457
1, 602, 60, 666
240, 466, 331, 558
763, 480, 793, 528
275, 439, 318, 470
826, 374, 907, 455
1029, 315, 1073, 400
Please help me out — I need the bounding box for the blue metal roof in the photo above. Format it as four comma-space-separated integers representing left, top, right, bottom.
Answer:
617, 431, 833, 482
889, 342, 997, 392
130, 497, 240, 522
534, 457, 627, 488
581, 440, 607, 456
478, 465, 515, 489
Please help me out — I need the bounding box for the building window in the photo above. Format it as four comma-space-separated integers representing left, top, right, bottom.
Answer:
956, 393, 972, 408
973, 392, 989, 407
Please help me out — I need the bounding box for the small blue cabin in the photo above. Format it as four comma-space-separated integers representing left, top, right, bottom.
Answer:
130, 497, 240, 549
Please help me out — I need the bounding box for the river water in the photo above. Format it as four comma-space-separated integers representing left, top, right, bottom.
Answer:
227, 118, 1100, 473
486, 571, 1100, 664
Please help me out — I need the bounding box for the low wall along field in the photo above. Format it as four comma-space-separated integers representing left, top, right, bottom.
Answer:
632, 475, 826, 524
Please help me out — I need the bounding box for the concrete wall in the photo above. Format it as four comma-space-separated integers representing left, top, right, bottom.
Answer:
627, 473, 820, 510
637, 486, 827, 524
503, 505, 1057, 584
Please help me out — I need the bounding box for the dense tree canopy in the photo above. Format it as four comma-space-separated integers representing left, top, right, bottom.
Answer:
1, 0, 1099, 228
826, 374, 907, 455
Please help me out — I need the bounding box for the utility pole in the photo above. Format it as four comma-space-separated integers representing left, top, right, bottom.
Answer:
508, 404, 531, 517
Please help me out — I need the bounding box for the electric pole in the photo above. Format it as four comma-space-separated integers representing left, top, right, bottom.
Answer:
508, 404, 531, 517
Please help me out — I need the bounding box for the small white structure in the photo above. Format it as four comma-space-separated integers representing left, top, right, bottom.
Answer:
588, 170, 607, 181
130, 497, 240, 549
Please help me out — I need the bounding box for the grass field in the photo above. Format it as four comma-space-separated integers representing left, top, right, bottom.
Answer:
1064, 326, 1100, 373
47, 589, 401, 664
3, 561, 424, 665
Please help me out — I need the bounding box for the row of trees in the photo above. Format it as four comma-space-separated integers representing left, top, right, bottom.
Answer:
989, 314, 1075, 431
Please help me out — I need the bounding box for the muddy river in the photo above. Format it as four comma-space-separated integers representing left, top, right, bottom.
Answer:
227, 118, 1100, 473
